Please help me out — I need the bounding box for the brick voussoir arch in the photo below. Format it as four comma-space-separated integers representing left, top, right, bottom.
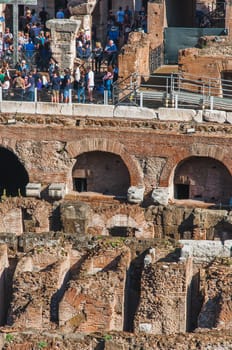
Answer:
159, 144, 231, 187
66, 138, 144, 186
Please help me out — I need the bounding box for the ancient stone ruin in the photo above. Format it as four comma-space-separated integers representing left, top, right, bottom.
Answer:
1, 0, 232, 349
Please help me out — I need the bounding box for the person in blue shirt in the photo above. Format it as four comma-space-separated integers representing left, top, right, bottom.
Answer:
24, 71, 35, 101
104, 39, 118, 66
51, 70, 61, 103
24, 39, 35, 59
56, 8, 64, 19
60, 68, 71, 103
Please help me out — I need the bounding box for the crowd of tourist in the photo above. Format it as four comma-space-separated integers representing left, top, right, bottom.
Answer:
0, 4, 147, 103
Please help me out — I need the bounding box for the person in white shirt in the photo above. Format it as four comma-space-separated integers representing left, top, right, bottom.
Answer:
86, 66, 94, 103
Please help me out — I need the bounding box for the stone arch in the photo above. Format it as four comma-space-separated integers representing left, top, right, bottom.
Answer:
106, 214, 140, 237
0, 146, 29, 196
173, 156, 232, 204
160, 143, 231, 188
72, 151, 131, 196
66, 138, 144, 189
166, 0, 195, 27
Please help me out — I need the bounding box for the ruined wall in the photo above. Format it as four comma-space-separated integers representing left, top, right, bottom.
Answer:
178, 44, 232, 96
59, 245, 130, 333
60, 200, 154, 238
198, 260, 232, 330
147, 1, 165, 49
0, 198, 52, 235
134, 258, 192, 334
0, 234, 232, 349
146, 205, 232, 241
2, 115, 232, 196
118, 32, 150, 78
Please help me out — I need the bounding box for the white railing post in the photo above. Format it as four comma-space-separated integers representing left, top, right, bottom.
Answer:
104, 90, 108, 105
69, 89, 72, 104
34, 87, 37, 114
34, 87, 37, 103
210, 95, 214, 111
0, 86, 2, 113
140, 92, 143, 107
175, 94, 178, 109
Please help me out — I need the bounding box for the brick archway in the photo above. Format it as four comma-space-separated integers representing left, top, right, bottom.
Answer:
160, 144, 232, 187
0, 146, 29, 196
66, 138, 144, 186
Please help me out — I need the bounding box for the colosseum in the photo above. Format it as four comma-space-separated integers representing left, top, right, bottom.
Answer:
0, 0, 231, 349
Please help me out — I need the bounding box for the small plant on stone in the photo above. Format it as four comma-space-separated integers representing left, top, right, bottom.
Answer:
5, 333, 14, 343
37, 340, 48, 349
1, 189, 7, 201
103, 334, 112, 341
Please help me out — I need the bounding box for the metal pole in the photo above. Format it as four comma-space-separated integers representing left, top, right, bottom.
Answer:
69, 88, 72, 104
140, 92, 143, 107
0, 86, 2, 113
175, 94, 178, 109
104, 90, 108, 104
13, 1, 19, 67
210, 95, 214, 111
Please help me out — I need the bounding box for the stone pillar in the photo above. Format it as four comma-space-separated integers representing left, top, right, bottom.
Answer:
225, 0, 232, 40
46, 19, 81, 71
147, 1, 166, 49
0, 244, 9, 325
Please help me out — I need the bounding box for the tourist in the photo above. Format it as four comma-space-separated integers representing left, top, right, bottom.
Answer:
83, 43, 91, 60
24, 70, 35, 101
92, 41, 103, 73
50, 70, 61, 103
86, 66, 94, 103
18, 60, 29, 75
103, 66, 114, 100
113, 63, 119, 82
124, 5, 133, 24
56, 8, 64, 19
77, 71, 86, 103
23, 39, 35, 60
0, 33, 4, 59
116, 6, 125, 33
107, 10, 116, 30
1, 75, 10, 100
60, 68, 72, 103
3, 27, 13, 42
73, 61, 81, 98
13, 71, 25, 101
104, 39, 118, 66
39, 7, 49, 26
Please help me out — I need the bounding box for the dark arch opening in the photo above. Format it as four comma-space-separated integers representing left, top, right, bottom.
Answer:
72, 151, 131, 197
166, 0, 195, 27
0, 147, 29, 197
174, 156, 232, 204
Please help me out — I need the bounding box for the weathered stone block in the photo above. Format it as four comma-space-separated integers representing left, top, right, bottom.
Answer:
158, 108, 196, 121
127, 186, 145, 204
26, 183, 41, 198
151, 187, 170, 205
179, 240, 232, 263
60, 201, 92, 235
203, 109, 227, 123
48, 183, 66, 199
114, 106, 157, 119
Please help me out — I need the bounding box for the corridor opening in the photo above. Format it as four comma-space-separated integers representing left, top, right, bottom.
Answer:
0, 147, 29, 197
72, 151, 130, 197
174, 156, 232, 204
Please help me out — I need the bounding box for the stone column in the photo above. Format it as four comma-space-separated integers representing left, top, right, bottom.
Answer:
67, 0, 98, 45
46, 19, 81, 71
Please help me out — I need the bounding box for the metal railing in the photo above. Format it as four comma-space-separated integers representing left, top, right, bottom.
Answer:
113, 71, 232, 111
196, 1, 226, 27
1, 71, 232, 113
